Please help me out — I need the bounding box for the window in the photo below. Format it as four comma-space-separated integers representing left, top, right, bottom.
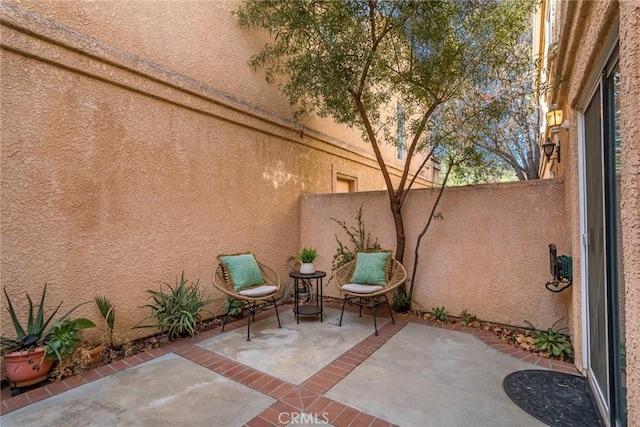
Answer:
335, 175, 357, 193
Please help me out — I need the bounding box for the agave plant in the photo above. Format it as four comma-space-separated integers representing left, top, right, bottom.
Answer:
1, 283, 91, 355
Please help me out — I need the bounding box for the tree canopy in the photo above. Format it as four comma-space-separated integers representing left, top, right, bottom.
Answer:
444, 29, 544, 183
237, 0, 536, 263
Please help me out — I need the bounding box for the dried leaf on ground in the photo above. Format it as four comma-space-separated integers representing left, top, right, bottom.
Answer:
516, 334, 535, 350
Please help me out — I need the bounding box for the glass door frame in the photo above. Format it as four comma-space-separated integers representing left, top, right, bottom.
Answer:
578, 44, 626, 427
601, 52, 626, 427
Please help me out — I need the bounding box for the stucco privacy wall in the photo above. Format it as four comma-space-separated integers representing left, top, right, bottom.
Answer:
551, 0, 640, 420
1, 0, 432, 185
301, 179, 572, 331
0, 1, 429, 340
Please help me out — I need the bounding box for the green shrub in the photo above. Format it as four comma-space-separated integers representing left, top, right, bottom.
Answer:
330, 205, 382, 273
525, 319, 573, 358
392, 286, 410, 313
431, 306, 448, 322
223, 298, 244, 317
43, 318, 96, 362
138, 272, 212, 341
458, 309, 477, 326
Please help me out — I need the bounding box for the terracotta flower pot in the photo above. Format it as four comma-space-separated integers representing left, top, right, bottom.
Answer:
3, 347, 53, 387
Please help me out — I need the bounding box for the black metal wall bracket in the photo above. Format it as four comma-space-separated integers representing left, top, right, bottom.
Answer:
546, 244, 573, 293
546, 279, 572, 293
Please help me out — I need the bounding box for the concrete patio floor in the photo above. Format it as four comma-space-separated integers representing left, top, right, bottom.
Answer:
0, 304, 580, 426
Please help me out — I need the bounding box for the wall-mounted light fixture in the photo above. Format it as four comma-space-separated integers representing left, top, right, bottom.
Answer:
546, 104, 563, 129
543, 104, 564, 164
542, 137, 560, 163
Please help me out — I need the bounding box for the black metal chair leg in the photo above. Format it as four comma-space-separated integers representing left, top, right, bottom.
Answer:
246, 302, 253, 341
273, 297, 281, 328
339, 295, 347, 326
383, 294, 395, 324
372, 297, 378, 336
358, 297, 363, 317
221, 306, 232, 332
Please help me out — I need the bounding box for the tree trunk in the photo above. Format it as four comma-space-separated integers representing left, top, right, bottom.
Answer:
391, 197, 405, 263
351, 95, 407, 263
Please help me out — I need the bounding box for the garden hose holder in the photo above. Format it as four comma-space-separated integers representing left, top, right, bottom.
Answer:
546, 244, 572, 293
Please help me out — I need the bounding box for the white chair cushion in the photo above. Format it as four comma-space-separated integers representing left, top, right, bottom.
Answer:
238, 285, 278, 297
342, 284, 385, 294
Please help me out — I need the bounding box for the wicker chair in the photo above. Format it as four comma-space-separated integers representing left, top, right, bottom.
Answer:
334, 257, 407, 335
213, 260, 281, 341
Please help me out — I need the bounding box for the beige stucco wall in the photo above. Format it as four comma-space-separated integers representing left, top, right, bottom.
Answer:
551, 0, 621, 373
0, 0, 434, 186
619, 1, 640, 423
549, 0, 640, 421
0, 1, 430, 342
301, 179, 572, 331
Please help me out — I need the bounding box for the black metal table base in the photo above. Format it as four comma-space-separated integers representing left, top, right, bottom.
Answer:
290, 270, 326, 324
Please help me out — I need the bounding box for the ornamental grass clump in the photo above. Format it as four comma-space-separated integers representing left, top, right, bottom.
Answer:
137, 272, 212, 341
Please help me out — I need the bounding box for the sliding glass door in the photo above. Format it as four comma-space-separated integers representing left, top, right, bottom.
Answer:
582, 51, 626, 427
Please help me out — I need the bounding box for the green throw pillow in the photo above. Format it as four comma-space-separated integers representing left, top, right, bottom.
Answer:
219, 253, 264, 291
350, 251, 391, 286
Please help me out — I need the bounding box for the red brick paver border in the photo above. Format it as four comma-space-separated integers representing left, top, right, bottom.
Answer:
0, 302, 581, 424
406, 313, 580, 376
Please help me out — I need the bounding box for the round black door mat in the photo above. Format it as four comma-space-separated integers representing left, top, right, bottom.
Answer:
503, 370, 602, 426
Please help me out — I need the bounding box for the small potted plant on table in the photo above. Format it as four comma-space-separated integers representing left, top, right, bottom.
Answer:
297, 247, 318, 274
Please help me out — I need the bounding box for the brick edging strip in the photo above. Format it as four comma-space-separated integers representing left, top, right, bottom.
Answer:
1, 302, 580, 420
401, 315, 580, 375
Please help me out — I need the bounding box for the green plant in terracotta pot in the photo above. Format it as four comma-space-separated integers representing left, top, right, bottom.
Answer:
1, 284, 91, 395
297, 247, 318, 274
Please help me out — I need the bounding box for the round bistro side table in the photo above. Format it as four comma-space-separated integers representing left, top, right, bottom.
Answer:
289, 270, 326, 324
